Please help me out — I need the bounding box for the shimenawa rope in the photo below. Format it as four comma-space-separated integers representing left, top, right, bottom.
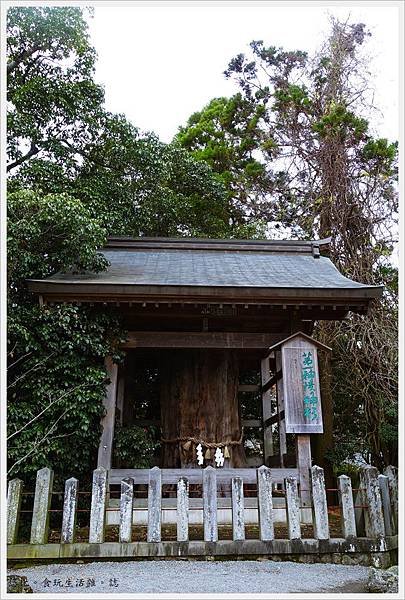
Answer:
160, 429, 243, 448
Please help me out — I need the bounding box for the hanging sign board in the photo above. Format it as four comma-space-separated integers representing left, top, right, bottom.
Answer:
271, 332, 330, 434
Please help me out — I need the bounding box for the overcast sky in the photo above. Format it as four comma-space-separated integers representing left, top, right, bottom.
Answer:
87, 3, 400, 143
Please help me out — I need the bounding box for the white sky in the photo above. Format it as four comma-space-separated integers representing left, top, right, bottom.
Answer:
87, 3, 400, 143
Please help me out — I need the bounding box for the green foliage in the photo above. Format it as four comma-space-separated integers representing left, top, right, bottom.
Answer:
8, 190, 107, 297
73, 114, 233, 238
175, 94, 272, 233
114, 425, 161, 468
312, 102, 368, 142
7, 7, 244, 241
361, 139, 398, 176
7, 189, 125, 482
274, 84, 311, 109
7, 304, 124, 482
7, 6, 104, 175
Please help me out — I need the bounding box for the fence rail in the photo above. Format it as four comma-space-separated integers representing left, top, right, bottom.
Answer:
7, 464, 398, 562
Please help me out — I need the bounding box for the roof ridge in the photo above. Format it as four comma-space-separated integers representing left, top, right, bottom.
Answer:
106, 236, 332, 246
104, 237, 332, 255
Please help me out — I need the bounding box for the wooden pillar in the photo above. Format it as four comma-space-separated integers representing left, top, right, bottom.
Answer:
7, 479, 23, 545
285, 476, 301, 539
260, 355, 273, 464
97, 356, 118, 469
61, 477, 78, 544
147, 467, 162, 542
257, 466, 274, 541
338, 475, 356, 538
296, 434, 312, 524
119, 477, 134, 543
177, 477, 189, 542
30, 467, 54, 544
89, 467, 107, 543
276, 352, 287, 466
116, 362, 126, 427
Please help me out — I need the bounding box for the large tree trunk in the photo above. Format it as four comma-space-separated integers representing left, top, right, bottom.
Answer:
160, 349, 246, 468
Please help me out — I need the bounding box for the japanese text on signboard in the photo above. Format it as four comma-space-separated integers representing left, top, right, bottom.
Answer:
301, 350, 319, 421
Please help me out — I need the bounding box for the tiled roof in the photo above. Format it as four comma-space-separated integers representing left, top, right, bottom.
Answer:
46, 247, 376, 290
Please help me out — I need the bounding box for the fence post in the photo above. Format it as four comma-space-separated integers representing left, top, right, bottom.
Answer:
61, 477, 78, 544
338, 475, 356, 539
231, 477, 245, 541
359, 466, 385, 538
177, 476, 189, 542
7, 479, 24, 545
384, 465, 398, 532
89, 467, 107, 543
147, 467, 161, 542
30, 467, 54, 544
257, 465, 274, 541
378, 475, 393, 537
285, 476, 301, 540
354, 487, 366, 537
311, 465, 329, 540
119, 477, 134, 543
203, 466, 217, 542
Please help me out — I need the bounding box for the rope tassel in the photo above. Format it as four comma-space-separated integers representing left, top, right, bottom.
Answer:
183, 440, 192, 451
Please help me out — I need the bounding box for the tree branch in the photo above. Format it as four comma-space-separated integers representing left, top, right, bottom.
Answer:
7, 44, 42, 75
7, 407, 71, 476
7, 352, 55, 389
7, 382, 97, 441
7, 142, 40, 172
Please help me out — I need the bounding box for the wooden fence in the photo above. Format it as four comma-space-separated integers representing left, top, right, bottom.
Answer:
7, 464, 398, 563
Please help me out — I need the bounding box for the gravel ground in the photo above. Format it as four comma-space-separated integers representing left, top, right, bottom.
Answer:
8, 560, 370, 594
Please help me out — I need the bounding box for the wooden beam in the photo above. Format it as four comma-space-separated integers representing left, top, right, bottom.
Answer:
261, 370, 282, 394
27, 279, 381, 306
105, 237, 331, 253
276, 353, 287, 465
239, 384, 260, 392
122, 332, 280, 349
116, 363, 125, 427
296, 434, 312, 524
264, 411, 285, 429
97, 357, 118, 470
108, 467, 299, 486
242, 419, 262, 428
132, 418, 263, 429
261, 356, 274, 464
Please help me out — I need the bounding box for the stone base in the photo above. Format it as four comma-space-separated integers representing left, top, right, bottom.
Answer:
7, 536, 398, 567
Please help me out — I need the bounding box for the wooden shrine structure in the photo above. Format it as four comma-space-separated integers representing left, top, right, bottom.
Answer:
28, 236, 382, 512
